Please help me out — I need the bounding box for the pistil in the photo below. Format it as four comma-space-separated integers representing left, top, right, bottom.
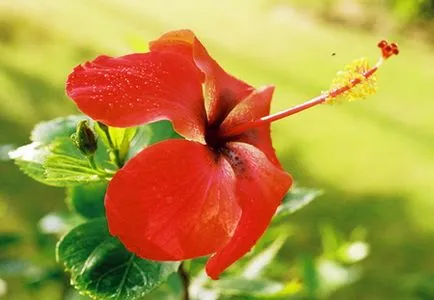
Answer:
220, 40, 399, 138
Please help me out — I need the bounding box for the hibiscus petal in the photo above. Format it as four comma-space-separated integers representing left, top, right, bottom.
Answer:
105, 139, 242, 260
219, 85, 280, 166
66, 51, 206, 142
205, 142, 292, 279
150, 30, 254, 126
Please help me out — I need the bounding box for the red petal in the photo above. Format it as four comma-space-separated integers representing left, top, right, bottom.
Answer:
66, 51, 206, 142
219, 86, 281, 166
205, 142, 292, 279
150, 30, 254, 126
105, 139, 242, 260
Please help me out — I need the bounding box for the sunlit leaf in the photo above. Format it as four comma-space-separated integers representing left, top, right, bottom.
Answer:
9, 116, 113, 187
9, 142, 50, 183
57, 218, 179, 300
301, 255, 319, 299
338, 241, 370, 264
10, 139, 106, 186
127, 126, 152, 159
320, 223, 341, 256
147, 120, 182, 145
95, 123, 138, 163
189, 271, 219, 300
243, 235, 287, 279
44, 145, 106, 186
31, 115, 87, 145
108, 127, 137, 160
274, 187, 323, 222
316, 258, 360, 297
66, 182, 107, 219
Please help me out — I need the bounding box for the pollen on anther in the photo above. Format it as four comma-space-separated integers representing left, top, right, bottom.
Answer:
326, 58, 377, 104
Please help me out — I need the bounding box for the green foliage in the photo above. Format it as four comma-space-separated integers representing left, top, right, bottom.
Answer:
127, 126, 152, 158
125, 121, 180, 159
147, 120, 182, 145
9, 116, 113, 187
274, 187, 323, 222
301, 254, 319, 298
67, 182, 107, 219
10, 139, 107, 186
3, 2, 434, 299
7, 115, 189, 299
30, 115, 87, 145
242, 235, 287, 279
57, 218, 180, 300
94, 122, 137, 166
107, 127, 137, 161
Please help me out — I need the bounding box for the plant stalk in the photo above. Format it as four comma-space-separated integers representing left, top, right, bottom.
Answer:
179, 263, 190, 300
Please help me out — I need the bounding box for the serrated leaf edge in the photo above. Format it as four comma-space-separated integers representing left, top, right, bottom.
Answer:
56, 221, 179, 300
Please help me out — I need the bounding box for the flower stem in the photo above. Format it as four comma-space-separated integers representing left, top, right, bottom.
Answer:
87, 155, 97, 170
110, 149, 123, 169
179, 263, 190, 300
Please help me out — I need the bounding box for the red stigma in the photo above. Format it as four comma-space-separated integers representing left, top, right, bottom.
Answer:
378, 40, 399, 59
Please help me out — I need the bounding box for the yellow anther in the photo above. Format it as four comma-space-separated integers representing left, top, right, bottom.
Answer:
325, 58, 377, 104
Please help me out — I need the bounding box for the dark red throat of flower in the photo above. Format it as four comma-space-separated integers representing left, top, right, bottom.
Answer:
219, 40, 399, 138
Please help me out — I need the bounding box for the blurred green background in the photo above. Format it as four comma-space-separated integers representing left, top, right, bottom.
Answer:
1, 0, 434, 299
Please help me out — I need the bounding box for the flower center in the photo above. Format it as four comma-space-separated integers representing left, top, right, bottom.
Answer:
205, 127, 226, 150
219, 40, 399, 139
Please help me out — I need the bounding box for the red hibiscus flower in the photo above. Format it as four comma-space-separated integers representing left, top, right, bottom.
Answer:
66, 30, 292, 279
66, 30, 398, 279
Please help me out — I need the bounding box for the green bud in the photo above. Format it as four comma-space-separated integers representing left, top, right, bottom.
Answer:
71, 120, 98, 156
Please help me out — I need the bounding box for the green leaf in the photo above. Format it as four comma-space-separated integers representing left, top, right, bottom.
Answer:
301, 255, 319, 298
67, 182, 107, 219
147, 120, 182, 145
10, 138, 106, 187
127, 126, 152, 159
10, 141, 106, 187
44, 143, 106, 186
274, 187, 323, 222
316, 259, 360, 297
9, 142, 50, 183
10, 116, 114, 187
31, 115, 87, 145
57, 219, 179, 300
242, 235, 287, 279
94, 123, 138, 167
108, 127, 137, 161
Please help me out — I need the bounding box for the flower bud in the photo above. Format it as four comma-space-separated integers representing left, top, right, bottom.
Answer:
71, 120, 98, 156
